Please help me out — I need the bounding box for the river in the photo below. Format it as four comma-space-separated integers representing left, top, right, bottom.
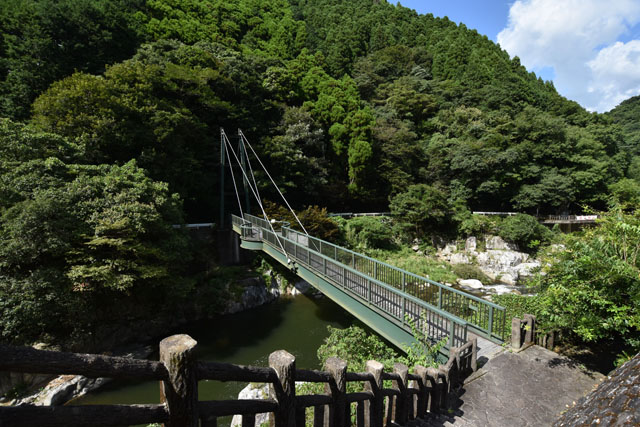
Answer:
73, 293, 356, 425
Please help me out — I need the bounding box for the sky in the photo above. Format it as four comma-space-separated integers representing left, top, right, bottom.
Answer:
398, 0, 640, 112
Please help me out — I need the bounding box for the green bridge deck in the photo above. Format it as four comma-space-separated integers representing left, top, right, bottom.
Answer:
231, 214, 505, 356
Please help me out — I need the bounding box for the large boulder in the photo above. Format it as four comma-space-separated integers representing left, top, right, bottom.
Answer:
450, 252, 470, 265
223, 277, 279, 314
465, 236, 477, 252
513, 262, 541, 280
485, 235, 518, 251
475, 250, 534, 284
458, 279, 484, 289
231, 383, 270, 427
554, 352, 640, 426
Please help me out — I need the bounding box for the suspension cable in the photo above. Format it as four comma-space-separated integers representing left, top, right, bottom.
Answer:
239, 130, 311, 237
224, 131, 264, 215
223, 131, 289, 259
222, 129, 244, 220
237, 129, 266, 217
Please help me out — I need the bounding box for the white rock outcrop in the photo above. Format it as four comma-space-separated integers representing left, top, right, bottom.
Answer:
485, 235, 518, 251
458, 279, 484, 289
475, 250, 540, 285
465, 236, 477, 252
449, 252, 470, 265
231, 383, 270, 427
438, 235, 542, 286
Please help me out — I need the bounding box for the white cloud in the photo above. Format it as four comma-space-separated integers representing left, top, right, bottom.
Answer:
497, 0, 640, 112
588, 40, 640, 111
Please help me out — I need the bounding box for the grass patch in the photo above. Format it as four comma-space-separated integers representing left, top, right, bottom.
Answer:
451, 264, 491, 283
364, 247, 458, 284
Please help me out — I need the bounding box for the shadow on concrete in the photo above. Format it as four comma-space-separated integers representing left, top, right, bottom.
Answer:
546, 357, 597, 378
477, 355, 489, 368
420, 385, 467, 426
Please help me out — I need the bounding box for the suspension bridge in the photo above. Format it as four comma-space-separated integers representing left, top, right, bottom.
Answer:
221, 129, 506, 357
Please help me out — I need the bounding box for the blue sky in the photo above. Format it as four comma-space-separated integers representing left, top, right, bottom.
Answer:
398, 0, 640, 112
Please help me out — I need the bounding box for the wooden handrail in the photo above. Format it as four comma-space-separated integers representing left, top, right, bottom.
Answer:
195, 360, 277, 382
0, 404, 168, 426
0, 344, 168, 381
0, 334, 479, 426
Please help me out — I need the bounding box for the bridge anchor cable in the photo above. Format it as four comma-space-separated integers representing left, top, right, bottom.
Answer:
222, 129, 245, 221
239, 129, 311, 238
222, 130, 289, 260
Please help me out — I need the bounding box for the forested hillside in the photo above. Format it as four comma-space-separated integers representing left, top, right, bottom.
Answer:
608, 95, 640, 182
1, 0, 638, 347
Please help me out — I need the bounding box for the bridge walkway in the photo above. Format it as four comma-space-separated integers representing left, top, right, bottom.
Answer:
232, 214, 506, 357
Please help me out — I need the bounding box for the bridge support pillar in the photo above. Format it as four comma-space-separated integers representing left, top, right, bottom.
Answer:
217, 230, 243, 265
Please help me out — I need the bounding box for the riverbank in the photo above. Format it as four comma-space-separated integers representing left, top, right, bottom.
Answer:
0, 264, 311, 407
72, 293, 355, 426
2, 268, 343, 410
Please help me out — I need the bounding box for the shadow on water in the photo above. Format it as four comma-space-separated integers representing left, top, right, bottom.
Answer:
185, 297, 291, 361
73, 293, 356, 422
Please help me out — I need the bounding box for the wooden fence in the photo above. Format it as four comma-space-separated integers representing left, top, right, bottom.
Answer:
511, 314, 558, 352
0, 334, 478, 427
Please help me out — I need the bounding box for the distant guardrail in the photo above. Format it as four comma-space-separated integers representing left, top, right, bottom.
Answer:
473, 212, 598, 223
328, 212, 392, 218
172, 223, 214, 229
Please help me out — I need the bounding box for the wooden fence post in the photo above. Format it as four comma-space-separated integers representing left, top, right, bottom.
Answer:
159, 334, 199, 427
269, 350, 296, 427
392, 363, 409, 424
325, 357, 348, 427
471, 338, 478, 373
414, 365, 428, 418
364, 360, 384, 427
523, 314, 536, 345
511, 317, 522, 350
426, 367, 441, 413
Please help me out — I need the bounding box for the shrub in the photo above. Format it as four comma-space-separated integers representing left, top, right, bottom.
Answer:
535, 206, 640, 351
343, 216, 395, 250
452, 264, 491, 283
498, 214, 553, 252
389, 184, 449, 238
457, 213, 502, 237
317, 325, 398, 372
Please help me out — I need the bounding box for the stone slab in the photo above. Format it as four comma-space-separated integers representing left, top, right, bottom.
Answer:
425, 345, 604, 426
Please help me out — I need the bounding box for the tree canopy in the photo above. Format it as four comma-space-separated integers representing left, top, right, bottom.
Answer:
2, 0, 640, 346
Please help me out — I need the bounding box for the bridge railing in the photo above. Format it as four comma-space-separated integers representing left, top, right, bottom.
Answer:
0, 334, 478, 426
239, 214, 505, 342
238, 214, 472, 350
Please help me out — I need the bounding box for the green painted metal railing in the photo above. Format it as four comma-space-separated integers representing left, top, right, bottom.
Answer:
237, 213, 506, 343
234, 215, 474, 350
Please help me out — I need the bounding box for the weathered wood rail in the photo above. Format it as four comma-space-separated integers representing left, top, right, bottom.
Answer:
511, 314, 558, 351
0, 334, 478, 426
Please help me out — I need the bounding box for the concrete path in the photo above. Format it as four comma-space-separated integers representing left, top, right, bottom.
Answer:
424, 345, 605, 426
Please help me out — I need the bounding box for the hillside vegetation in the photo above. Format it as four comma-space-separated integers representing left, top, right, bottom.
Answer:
1, 0, 639, 353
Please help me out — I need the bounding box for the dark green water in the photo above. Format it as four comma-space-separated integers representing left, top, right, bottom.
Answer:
73, 294, 354, 424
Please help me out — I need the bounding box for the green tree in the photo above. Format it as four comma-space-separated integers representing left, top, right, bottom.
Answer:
536, 206, 640, 351
498, 214, 553, 252
0, 0, 145, 120
609, 178, 640, 208
389, 184, 449, 237
0, 159, 190, 345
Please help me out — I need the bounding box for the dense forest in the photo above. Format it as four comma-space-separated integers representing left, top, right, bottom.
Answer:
1, 0, 639, 356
